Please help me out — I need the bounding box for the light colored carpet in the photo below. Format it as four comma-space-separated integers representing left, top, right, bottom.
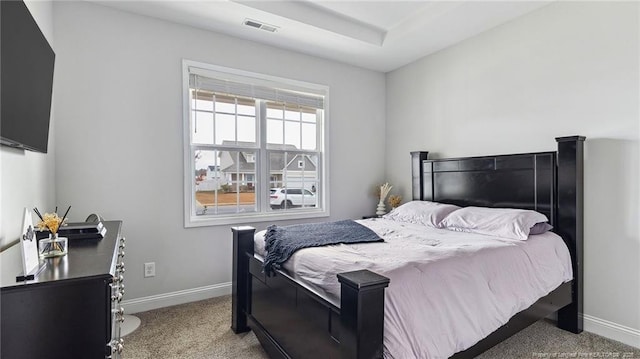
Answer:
124, 295, 639, 358
123, 295, 265, 359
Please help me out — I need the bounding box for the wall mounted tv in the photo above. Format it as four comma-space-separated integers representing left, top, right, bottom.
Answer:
1, 0, 55, 153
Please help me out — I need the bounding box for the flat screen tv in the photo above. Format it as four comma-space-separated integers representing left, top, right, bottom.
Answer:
1, 0, 55, 153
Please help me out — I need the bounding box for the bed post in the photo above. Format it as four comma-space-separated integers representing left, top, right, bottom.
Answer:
411, 151, 429, 200
231, 226, 255, 334
555, 136, 585, 334
337, 270, 390, 359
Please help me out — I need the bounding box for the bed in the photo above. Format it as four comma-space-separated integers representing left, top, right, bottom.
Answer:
231, 136, 584, 359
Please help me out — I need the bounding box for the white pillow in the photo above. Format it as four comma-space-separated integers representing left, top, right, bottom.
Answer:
440, 206, 549, 240
383, 201, 461, 228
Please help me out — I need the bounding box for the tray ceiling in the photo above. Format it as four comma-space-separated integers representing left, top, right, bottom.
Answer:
92, 1, 552, 72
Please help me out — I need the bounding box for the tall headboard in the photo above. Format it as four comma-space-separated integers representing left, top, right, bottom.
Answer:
412, 150, 557, 225
411, 136, 585, 333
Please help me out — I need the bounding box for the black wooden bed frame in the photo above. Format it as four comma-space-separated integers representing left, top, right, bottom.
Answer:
232, 136, 585, 359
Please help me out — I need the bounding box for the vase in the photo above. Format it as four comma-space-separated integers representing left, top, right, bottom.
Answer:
376, 200, 386, 217
39, 232, 68, 258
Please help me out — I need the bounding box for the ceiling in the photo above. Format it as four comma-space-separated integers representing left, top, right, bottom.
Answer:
92, 1, 552, 72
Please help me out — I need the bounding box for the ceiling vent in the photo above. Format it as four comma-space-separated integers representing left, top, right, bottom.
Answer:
243, 19, 279, 33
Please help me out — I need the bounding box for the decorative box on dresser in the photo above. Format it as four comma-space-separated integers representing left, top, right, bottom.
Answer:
0, 221, 126, 359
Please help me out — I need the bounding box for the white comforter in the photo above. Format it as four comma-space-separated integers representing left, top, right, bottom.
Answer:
254, 218, 573, 359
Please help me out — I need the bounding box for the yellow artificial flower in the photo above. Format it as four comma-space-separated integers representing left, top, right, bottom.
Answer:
37, 213, 65, 234
388, 195, 402, 209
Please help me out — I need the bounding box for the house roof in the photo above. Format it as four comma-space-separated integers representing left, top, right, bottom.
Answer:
219, 141, 317, 174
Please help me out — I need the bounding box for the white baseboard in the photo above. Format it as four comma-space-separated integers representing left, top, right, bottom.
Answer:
121, 282, 232, 314
584, 314, 640, 349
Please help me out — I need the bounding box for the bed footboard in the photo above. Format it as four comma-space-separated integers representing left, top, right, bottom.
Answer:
231, 226, 390, 359
232, 226, 254, 334
338, 270, 390, 359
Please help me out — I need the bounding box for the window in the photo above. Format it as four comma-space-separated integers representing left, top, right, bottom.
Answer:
183, 61, 328, 226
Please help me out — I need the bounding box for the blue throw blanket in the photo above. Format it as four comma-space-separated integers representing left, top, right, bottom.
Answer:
263, 220, 383, 275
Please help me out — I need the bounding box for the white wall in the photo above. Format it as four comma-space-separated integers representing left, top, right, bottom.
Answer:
386, 1, 639, 345
0, 1, 55, 262
52, 2, 386, 303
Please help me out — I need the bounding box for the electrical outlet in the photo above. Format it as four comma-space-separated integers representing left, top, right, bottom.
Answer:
144, 262, 155, 278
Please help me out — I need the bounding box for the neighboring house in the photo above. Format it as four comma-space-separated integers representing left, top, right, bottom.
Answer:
206, 165, 221, 180
218, 148, 256, 192
196, 165, 223, 191
218, 141, 317, 192
269, 150, 317, 190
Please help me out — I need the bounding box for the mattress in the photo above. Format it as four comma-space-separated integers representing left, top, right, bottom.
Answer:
254, 218, 573, 359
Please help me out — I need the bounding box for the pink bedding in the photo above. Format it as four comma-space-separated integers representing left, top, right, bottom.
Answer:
254, 218, 572, 359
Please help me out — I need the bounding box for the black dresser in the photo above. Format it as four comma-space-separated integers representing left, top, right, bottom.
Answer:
0, 221, 126, 359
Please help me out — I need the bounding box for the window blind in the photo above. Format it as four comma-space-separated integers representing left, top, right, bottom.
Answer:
189, 73, 324, 109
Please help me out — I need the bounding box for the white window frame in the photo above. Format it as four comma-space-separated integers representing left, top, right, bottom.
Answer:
182, 60, 330, 227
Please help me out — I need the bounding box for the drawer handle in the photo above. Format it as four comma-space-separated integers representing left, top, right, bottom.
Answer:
108, 339, 124, 354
